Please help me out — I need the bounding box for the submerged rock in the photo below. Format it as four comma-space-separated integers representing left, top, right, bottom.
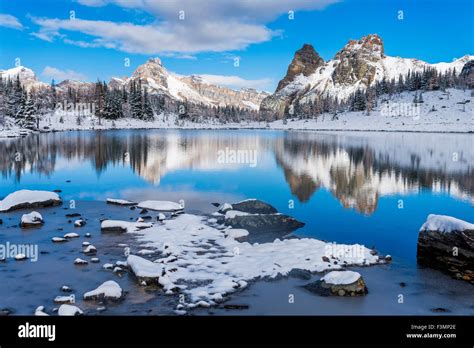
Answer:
417, 214, 474, 284
303, 271, 368, 296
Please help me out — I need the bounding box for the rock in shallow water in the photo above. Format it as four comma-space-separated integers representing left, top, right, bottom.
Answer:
0, 190, 62, 212
230, 199, 278, 214
224, 211, 304, 233
303, 271, 368, 297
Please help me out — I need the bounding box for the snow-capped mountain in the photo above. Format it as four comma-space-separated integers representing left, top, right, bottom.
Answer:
0, 66, 48, 91
261, 34, 473, 117
110, 57, 269, 110
0, 58, 269, 111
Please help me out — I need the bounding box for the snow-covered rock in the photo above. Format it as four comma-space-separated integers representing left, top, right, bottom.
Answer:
64, 232, 79, 239
74, 219, 86, 227
420, 214, 474, 233
34, 306, 49, 316
83, 245, 97, 255
303, 270, 367, 296
20, 211, 44, 228
15, 253, 27, 261
418, 214, 474, 284
74, 258, 88, 265
225, 229, 249, 240
137, 200, 183, 212
106, 198, 137, 206
83, 280, 123, 301
0, 190, 61, 212
101, 220, 152, 233
52, 237, 67, 243
126, 213, 380, 306
53, 295, 75, 304
58, 304, 83, 316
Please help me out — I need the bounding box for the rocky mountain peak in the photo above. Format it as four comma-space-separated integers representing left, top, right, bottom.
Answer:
332, 34, 385, 86
275, 43, 324, 93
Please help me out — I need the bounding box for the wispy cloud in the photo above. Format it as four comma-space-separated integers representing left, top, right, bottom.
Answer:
31, 0, 338, 55
0, 14, 24, 30
41, 66, 87, 82
196, 74, 273, 91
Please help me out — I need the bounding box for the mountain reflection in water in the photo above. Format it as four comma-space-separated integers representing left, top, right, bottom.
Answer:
0, 130, 472, 215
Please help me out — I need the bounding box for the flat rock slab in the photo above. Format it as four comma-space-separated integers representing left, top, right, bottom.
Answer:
0, 190, 62, 212
230, 199, 278, 214
225, 213, 305, 233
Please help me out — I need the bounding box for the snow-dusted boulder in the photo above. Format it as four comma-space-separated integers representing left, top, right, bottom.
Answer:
303, 271, 368, 296
63, 232, 79, 239
83, 244, 97, 255
127, 254, 165, 285
417, 214, 474, 284
106, 198, 137, 206
20, 211, 44, 228
0, 190, 61, 212
83, 280, 123, 301
225, 228, 249, 240
34, 306, 49, 316
58, 304, 83, 316
74, 219, 86, 227
101, 220, 152, 233
52, 237, 67, 243
53, 295, 75, 304
74, 258, 88, 265
137, 200, 184, 212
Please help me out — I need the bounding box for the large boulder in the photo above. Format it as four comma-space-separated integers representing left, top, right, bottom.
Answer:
303, 271, 368, 296
224, 210, 304, 233
417, 214, 474, 284
460, 60, 474, 88
0, 190, 61, 212
230, 199, 278, 214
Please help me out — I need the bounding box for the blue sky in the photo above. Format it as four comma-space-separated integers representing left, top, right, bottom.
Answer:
0, 0, 472, 92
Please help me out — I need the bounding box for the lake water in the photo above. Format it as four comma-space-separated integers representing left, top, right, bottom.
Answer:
0, 129, 473, 315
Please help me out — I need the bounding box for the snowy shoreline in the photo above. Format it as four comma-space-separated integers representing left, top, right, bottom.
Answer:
1, 89, 472, 138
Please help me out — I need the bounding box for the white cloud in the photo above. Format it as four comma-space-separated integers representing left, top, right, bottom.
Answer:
197, 74, 273, 91
0, 14, 23, 30
41, 66, 87, 82
32, 0, 338, 54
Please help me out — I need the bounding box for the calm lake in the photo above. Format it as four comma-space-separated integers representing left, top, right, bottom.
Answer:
0, 129, 473, 315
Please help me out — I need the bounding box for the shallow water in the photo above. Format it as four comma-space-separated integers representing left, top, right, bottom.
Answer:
0, 129, 473, 315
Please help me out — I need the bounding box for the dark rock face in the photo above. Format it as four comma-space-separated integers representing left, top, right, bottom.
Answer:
332, 34, 384, 86
230, 199, 278, 214
460, 60, 474, 88
260, 44, 324, 119
225, 213, 304, 233
417, 229, 474, 284
276, 44, 324, 93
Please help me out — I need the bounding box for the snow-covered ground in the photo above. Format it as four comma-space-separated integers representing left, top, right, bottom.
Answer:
125, 213, 382, 307
0, 89, 472, 138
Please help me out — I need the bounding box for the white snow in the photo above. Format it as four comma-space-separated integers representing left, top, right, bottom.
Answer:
34, 306, 49, 316
106, 198, 137, 205
225, 229, 249, 239
225, 210, 250, 219
321, 270, 361, 285
64, 232, 79, 238
54, 295, 75, 304
83, 245, 97, 254
127, 254, 164, 279
0, 190, 61, 212
74, 258, 88, 265
125, 213, 380, 305
58, 304, 83, 316
52, 237, 67, 243
420, 214, 474, 233
20, 211, 43, 226
101, 220, 152, 232
137, 200, 183, 212
83, 280, 122, 300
